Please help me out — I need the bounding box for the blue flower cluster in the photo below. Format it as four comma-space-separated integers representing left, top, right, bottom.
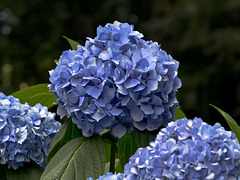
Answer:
0, 92, 61, 169
124, 118, 240, 179
87, 172, 124, 180
49, 21, 181, 138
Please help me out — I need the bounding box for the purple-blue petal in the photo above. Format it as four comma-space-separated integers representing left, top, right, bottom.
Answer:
109, 106, 123, 116
131, 107, 144, 122
140, 104, 154, 115
111, 124, 126, 139
85, 85, 102, 99
49, 21, 181, 139
124, 78, 140, 89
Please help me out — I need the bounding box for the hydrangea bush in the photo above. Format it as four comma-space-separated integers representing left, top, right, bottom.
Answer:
87, 172, 125, 180
2, 21, 240, 180
124, 118, 240, 179
49, 21, 181, 138
0, 92, 61, 169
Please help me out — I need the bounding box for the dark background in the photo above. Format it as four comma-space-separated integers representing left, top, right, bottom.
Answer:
1, 0, 240, 128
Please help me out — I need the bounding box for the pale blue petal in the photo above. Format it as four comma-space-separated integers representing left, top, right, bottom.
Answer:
99, 49, 111, 60
133, 84, 145, 92
139, 96, 151, 103
117, 84, 128, 95
154, 106, 164, 115
109, 106, 123, 116
15, 154, 25, 163
0, 119, 7, 129
129, 92, 141, 102
91, 45, 101, 55
147, 80, 158, 91
85, 85, 102, 99
124, 78, 140, 89
99, 117, 113, 127
102, 86, 115, 100
131, 107, 144, 122
136, 58, 149, 71
68, 91, 79, 104
91, 109, 105, 122
151, 95, 162, 105
121, 96, 130, 106
140, 104, 154, 115
79, 96, 85, 106
112, 124, 126, 139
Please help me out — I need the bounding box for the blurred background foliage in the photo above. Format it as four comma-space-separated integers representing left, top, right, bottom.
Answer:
0, 0, 240, 128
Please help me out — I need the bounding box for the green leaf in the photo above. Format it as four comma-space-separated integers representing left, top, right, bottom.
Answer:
104, 159, 123, 174
46, 119, 82, 164
115, 160, 123, 173
175, 108, 186, 119
103, 141, 111, 163
5, 161, 43, 180
63, 36, 80, 50
133, 128, 159, 148
118, 133, 138, 169
41, 136, 106, 180
11, 83, 56, 109
101, 130, 116, 163
210, 104, 240, 142
0, 165, 7, 180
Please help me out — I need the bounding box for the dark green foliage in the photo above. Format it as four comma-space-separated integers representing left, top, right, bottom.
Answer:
118, 133, 138, 169
211, 104, 240, 142
11, 83, 56, 108
63, 36, 80, 50
175, 108, 186, 119
0, 161, 43, 180
1, 0, 240, 126
41, 136, 106, 180
0, 1, 240, 178
133, 128, 159, 148
46, 119, 83, 164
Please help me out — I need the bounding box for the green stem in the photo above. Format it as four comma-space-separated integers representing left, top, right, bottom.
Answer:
109, 139, 117, 173
101, 131, 118, 173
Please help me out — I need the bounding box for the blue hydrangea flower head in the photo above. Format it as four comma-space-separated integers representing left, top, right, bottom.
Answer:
87, 172, 125, 180
0, 92, 61, 169
49, 21, 181, 138
124, 118, 240, 179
